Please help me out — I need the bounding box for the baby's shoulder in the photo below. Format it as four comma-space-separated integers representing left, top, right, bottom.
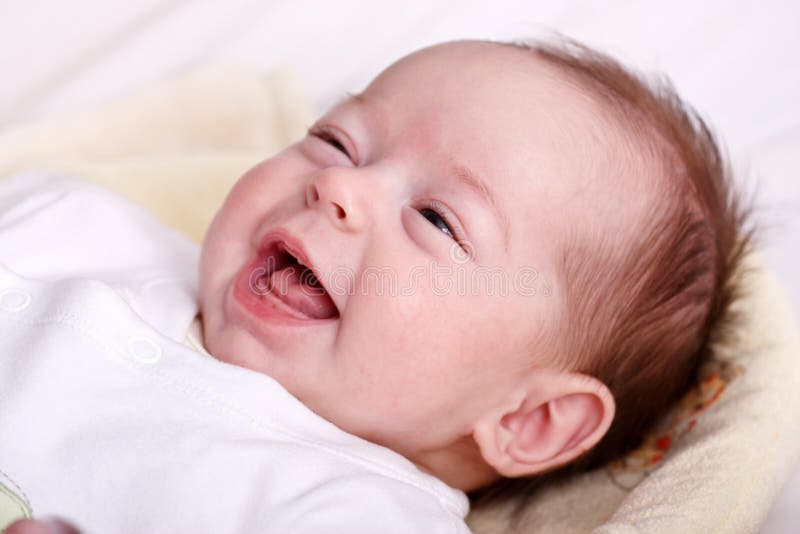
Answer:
0, 170, 100, 215
0, 170, 198, 281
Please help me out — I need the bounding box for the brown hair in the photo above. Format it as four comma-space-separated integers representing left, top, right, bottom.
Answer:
469, 36, 753, 513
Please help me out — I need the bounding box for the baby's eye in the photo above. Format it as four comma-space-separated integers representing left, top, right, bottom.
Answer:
415, 200, 470, 253
419, 207, 455, 240
308, 126, 356, 164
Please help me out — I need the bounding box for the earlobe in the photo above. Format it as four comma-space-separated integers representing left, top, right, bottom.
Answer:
473, 372, 615, 478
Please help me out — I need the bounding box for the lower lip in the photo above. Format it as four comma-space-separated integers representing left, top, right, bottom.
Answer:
230, 256, 338, 328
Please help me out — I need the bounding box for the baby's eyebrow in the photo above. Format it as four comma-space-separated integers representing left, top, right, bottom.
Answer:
333, 91, 369, 110
451, 163, 510, 251
338, 92, 362, 106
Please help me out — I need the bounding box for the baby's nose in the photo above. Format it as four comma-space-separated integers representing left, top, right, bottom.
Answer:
306, 167, 368, 232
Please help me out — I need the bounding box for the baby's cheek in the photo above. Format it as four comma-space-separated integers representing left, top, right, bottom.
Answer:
352, 292, 416, 350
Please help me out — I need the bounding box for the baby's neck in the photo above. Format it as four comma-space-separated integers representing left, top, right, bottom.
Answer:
410, 434, 499, 492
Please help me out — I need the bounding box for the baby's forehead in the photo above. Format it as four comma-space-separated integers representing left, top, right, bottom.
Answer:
366, 41, 578, 110
363, 41, 628, 167
376, 46, 650, 193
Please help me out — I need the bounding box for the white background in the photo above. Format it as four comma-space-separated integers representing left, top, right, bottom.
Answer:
1, 1, 798, 530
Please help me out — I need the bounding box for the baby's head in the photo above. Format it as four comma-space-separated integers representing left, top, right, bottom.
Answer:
198, 39, 748, 496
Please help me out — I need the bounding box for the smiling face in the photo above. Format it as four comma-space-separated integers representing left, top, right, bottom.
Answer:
199, 41, 644, 478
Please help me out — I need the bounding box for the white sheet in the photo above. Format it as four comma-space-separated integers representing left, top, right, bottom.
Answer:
1, 1, 798, 530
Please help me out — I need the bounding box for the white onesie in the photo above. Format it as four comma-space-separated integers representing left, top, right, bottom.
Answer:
0, 172, 470, 533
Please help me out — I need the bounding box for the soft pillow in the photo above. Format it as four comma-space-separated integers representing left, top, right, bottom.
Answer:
1, 67, 797, 534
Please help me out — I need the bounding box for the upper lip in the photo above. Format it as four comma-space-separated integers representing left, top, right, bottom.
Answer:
256, 229, 340, 316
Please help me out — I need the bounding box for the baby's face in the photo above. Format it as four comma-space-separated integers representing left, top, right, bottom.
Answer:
200, 42, 632, 459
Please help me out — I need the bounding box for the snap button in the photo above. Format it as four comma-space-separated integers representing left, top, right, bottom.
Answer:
127, 337, 162, 364
0, 288, 32, 312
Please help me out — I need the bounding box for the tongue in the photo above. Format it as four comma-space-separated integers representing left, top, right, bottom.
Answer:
267, 266, 338, 320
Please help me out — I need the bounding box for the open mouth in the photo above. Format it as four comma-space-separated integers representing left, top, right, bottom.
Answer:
246, 238, 339, 321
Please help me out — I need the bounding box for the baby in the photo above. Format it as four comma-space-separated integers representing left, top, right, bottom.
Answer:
0, 37, 747, 533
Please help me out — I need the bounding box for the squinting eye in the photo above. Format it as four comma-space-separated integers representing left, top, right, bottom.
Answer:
309, 127, 355, 163
320, 133, 348, 155
419, 207, 455, 240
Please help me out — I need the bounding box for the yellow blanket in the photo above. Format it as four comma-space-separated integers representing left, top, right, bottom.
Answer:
0, 66, 312, 242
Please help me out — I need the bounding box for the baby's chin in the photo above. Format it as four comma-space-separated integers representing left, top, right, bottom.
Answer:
195, 280, 272, 369
199, 315, 271, 373
197, 296, 328, 383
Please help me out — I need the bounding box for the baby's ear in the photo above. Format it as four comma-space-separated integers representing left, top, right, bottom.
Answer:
472, 372, 615, 478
